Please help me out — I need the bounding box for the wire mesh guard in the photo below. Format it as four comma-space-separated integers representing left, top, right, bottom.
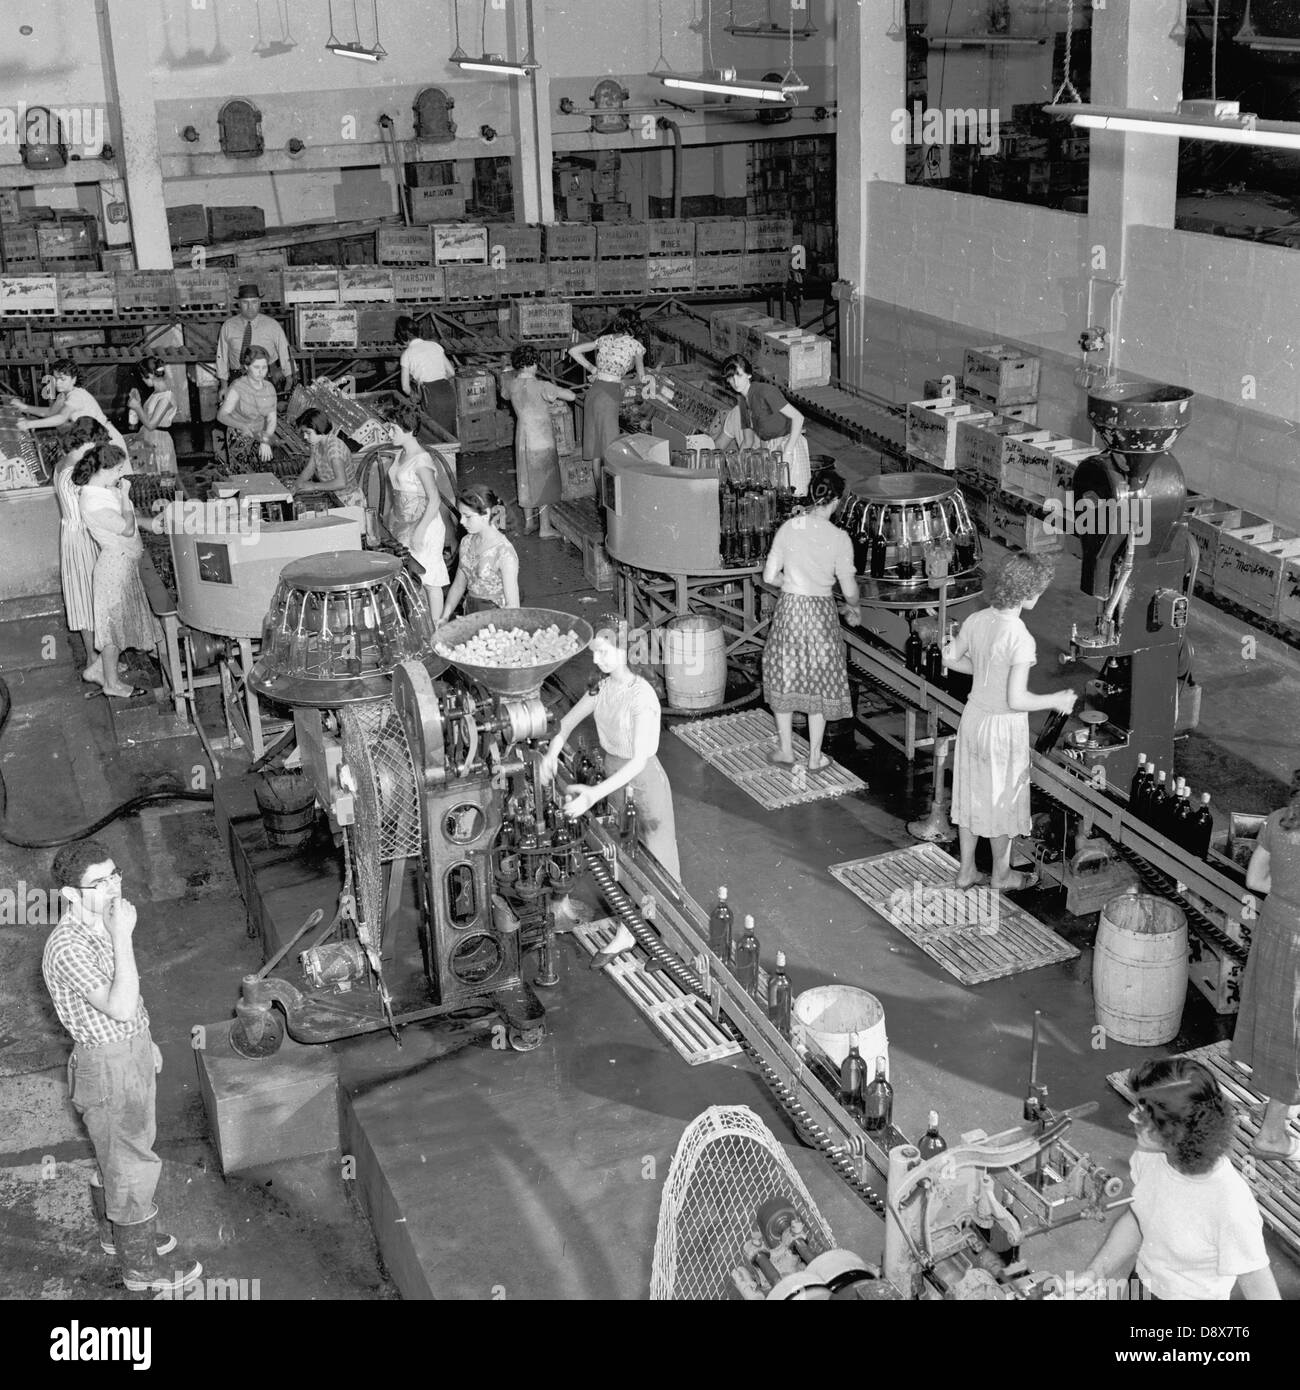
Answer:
650, 1106, 835, 1301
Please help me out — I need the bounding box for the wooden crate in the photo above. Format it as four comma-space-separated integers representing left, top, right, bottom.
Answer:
509, 298, 573, 340
583, 533, 615, 591
172, 268, 230, 309
694, 216, 747, 255
595, 259, 648, 294
692, 253, 743, 291
376, 226, 433, 264
433, 224, 489, 265
989, 496, 1063, 555
1004, 432, 1082, 498
963, 344, 1041, 406
954, 417, 1037, 490
441, 264, 496, 299
761, 332, 832, 390
1214, 522, 1300, 620
906, 399, 996, 471
544, 222, 597, 260
559, 452, 595, 501
55, 270, 117, 315
338, 265, 394, 303
741, 251, 789, 284
195, 1020, 339, 1175
1186, 937, 1245, 1015
488, 224, 543, 263
546, 261, 597, 296
392, 266, 446, 302
647, 219, 696, 256
744, 216, 794, 251
115, 270, 176, 313
1278, 559, 1300, 634
295, 305, 359, 349
408, 186, 467, 223
282, 266, 340, 305
596, 222, 649, 259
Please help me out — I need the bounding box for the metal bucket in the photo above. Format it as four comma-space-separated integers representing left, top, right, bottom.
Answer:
792, 985, 889, 1077
1093, 894, 1188, 1046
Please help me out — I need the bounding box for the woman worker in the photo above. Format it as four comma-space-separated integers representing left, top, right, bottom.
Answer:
125, 356, 178, 477
1077, 1056, 1278, 1301
397, 316, 457, 438
377, 398, 453, 620
762, 468, 860, 770
1230, 768, 1300, 1161
215, 345, 276, 476
942, 554, 1076, 892
504, 343, 575, 539
442, 486, 520, 619
75, 444, 156, 700
568, 310, 649, 471
9, 358, 129, 455
540, 618, 681, 963
54, 418, 109, 685
714, 353, 810, 499
293, 408, 365, 508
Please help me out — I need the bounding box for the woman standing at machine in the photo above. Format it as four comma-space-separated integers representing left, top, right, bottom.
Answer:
397, 316, 457, 438
942, 554, 1076, 892
1231, 768, 1300, 1162
379, 398, 452, 620
74, 444, 155, 700
125, 356, 178, 477
504, 344, 575, 539
540, 617, 681, 895
293, 409, 365, 508
714, 353, 810, 499
215, 345, 277, 476
442, 486, 520, 618
569, 310, 649, 471
9, 358, 129, 455
761, 468, 860, 771
54, 418, 108, 686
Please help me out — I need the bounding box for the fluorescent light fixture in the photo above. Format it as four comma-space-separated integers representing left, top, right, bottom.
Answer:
1046, 101, 1300, 152
659, 71, 804, 102
1236, 35, 1300, 52
926, 34, 1049, 47
326, 39, 383, 61
723, 22, 816, 40
449, 47, 537, 76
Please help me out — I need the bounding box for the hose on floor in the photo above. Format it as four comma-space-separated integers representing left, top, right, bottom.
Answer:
583, 849, 888, 1219
0, 676, 213, 849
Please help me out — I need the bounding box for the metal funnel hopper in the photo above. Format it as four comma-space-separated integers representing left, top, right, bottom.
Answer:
433, 607, 593, 700
1087, 382, 1194, 455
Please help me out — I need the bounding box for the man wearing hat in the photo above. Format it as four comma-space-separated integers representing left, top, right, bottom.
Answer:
215, 284, 293, 396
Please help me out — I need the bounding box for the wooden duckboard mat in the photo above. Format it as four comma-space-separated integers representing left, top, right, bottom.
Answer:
829, 842, 1078, 986
1107, 1040, 1300, 1261
673, 710, 865, 811
573, 919, 741, 1066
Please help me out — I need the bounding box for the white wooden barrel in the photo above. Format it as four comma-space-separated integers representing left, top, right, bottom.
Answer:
1093, 894, 1188, 1046
662, 615, 726, 710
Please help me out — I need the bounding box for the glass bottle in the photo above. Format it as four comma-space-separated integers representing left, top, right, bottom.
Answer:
733, 915, 761, 998
904, 625, 924, 675
862, 1057, 893, 1133
767, 951, 792, 1037
1129, 755, 1150, 817
1148, 770, 1171, 831
708, 886, 735, 964
840, 1035, 866, 1117
1191, 792, 1214, 860
623, 787, 638, 845
917, 1110, 948, 1161
1173, 785, 1196, 849
869, 512, 888, 579
924, 630, 944, 687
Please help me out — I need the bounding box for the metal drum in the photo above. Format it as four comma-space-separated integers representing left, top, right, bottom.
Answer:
250, 551, 440, 707
837, 472, 983, 605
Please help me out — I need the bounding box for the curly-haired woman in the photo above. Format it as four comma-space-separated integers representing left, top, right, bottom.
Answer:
1077, 1057, 1278, 1300
942, 554, 1076, 891
569, 309, 648, 469
1231, 772, 1300, 1162
215, 345, 277, 475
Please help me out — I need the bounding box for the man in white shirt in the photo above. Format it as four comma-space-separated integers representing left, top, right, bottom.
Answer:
215, 284, 294, 394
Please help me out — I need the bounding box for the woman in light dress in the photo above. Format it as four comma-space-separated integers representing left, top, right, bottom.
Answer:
9, 357, 129, 455
74, 444, 156, 700
378, 397, 454, 620
504, 343, 575, 538
942, 554, 1076, 891
54, 418, 111, 685
443, 486, 520, 619
126, 355, 178, 477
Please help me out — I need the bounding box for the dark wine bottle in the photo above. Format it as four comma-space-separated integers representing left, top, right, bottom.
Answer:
767, 951, 792, 1037
1129, 754, 1150, 815
733, 915, 760, 998
862, 1056, 893, 1134
708, 886, 734, 964
869, 531, 887, 579
917, 1110, 948, 1161
904, 627, 924, 674
1148, 770, 1171, 832
1191, 792, 1214, 860
924, 634, 944, 687
1173, 785, 1196, 849
840, 1037, 866, 1116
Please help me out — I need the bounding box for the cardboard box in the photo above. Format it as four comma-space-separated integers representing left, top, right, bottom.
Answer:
647, 220, 696, 256
596, 222, 649, 259
488, 225, 544, 263
906, 399, 996, 471
545, 223, 597, 260
166, 204, 208, 246
282, 266, 340, 304
207, 205, 267, 242
392, 266, 446, 302
1214, 522, 1300, 620
376, 227, 433, 264
338, 265, 394, 303
295, 305, 359, 349
963, 344, 1041, 406
433, 224, 489, 265
694, 217, 747, 255
509, 298, 573, 340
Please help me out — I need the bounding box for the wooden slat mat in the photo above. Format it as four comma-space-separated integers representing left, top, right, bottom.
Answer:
672, 710, 864, 811
573, 919, 741, 1066
1107, 1040, 1300, 1260
829, 842, 1078, 985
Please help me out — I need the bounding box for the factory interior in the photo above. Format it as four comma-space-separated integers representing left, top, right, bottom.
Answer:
2, 0, 1300, 1337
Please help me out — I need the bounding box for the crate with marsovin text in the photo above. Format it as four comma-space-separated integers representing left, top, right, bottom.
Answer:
547, 260, 597, 296
744, 216, 794, 252
408, 186, 468, 224
544, 223, 597, 261
741, 252, 789, 286
509, 298, 573, 341
906, 399, 996, 472
488, 224, 544, 264
646, 220, 696, 258
392, 266, 446, 304
376, 227, 433, 265
962, 344, 1041, 407
115, 270, 177, 315
1212, 520, 1300, 621
596, 222, 649, 259
173, 268, 230, 311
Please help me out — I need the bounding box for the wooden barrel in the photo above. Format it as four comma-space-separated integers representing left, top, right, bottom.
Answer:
1093, 894, 1188, 1046
662, 615, 726, 710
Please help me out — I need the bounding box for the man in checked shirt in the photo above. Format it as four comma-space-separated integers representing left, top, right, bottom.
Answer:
43, 840, 202, 1293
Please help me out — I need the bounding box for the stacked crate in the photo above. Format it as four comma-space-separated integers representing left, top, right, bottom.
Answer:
905, 399, 996, 472
692, 216, 746, 291
961, 345, 1041, 416
455, 367, 502, 452
594, 221, 649, 296
589, 151, 627, 223
37, 216, 98, 272
742, 216, 792, 287
544, 223, 597, 296
489, 225, 546, 296
645, 219, 696, 293
376, 227, 434, 267
436, 225, 493, 300
0, 220, 42, 274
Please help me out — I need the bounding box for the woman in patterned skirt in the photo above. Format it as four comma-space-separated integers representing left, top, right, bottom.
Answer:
541, 616, 681, 961
942, 554, 1076, 891
215, 346, 277, 476
1232, 773, 1300, 1162
54, 418, 108, 683
75, 444, 156, 699
294, 408, 365, 508
761, 468, 861, 770
443, 486, 520, 619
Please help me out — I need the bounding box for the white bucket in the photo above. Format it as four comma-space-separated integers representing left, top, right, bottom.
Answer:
792, 986, 889, 1078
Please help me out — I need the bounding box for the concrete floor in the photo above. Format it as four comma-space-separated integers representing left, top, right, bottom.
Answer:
3, 427, 1299, 1301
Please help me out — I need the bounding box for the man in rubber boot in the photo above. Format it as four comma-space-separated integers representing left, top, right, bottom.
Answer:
43, 840, 202, 1294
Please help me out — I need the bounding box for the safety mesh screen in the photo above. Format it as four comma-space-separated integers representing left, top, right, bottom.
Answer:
649, 1106, 834, 1301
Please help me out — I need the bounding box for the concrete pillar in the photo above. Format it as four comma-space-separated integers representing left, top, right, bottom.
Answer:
1085, 0, 1184, 368
508, 0, 554, 224
99, 1, 171, 269
835, 0, 907, 386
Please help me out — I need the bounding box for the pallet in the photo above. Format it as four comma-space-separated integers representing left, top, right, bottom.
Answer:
673, 709, 865, 810
829, 842, 1078, 986
573, 918, 741, 1066
1106, 1040, 1300, 1261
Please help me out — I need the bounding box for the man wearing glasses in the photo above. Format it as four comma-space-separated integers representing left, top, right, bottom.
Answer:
43, 840, 201, 1293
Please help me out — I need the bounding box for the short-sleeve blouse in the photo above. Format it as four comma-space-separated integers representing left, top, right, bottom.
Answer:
593, 333, 642, 380
593, 675, 661, 760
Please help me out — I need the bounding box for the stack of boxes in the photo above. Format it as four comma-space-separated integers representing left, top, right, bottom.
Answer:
405, 161, 468, 224
595, 220, 649, 296
706, 306, 832, 391
646, 219, 696, 294
693, 217, 746, 292
488, 225, 546, 296
544, 222, 597, 296
591, 152, 627, 223
743, 216, 792, 288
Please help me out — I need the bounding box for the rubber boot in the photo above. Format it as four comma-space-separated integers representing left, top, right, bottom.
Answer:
90, 1181, 176, 1257
114, 1214, 202, 1293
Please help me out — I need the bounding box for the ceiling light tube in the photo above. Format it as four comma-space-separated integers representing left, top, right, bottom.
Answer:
1047, 103, 1300, 152
327, 40, 382, 61
925, 34, 1048, 47
660, 75, 802, 102
454, 57, 536, 75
